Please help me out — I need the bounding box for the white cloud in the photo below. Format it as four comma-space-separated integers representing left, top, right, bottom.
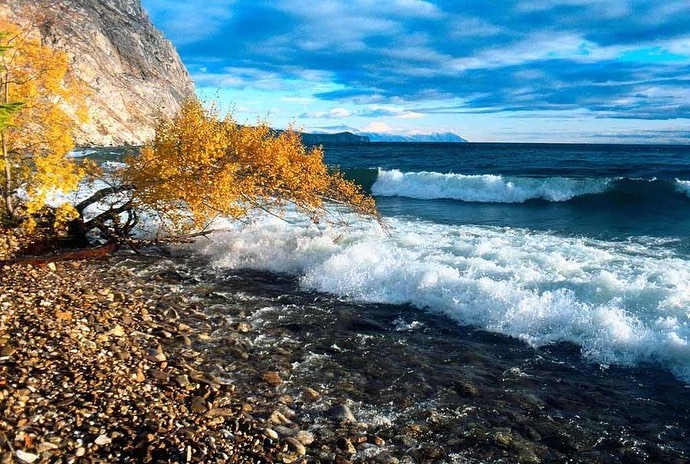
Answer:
301, 108, 354, 118
363, 122, 393, 132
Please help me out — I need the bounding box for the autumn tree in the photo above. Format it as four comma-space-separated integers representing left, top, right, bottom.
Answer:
0, 33, 22, 131
0, 18, 86, 225
74, 99, 379, 242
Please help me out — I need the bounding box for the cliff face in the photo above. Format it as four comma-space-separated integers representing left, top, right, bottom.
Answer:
1, 0, 195, 146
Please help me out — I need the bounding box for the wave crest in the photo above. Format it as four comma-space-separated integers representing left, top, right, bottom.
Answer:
371, 169, 611, 203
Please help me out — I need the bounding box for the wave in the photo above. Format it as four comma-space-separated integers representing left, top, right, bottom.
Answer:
675, 179, 690, 198
342, 168, 690, 205
195, 211, 690, 384
371, 170, 610, 202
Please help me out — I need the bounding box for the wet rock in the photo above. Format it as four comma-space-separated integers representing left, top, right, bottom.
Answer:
327, 404, 356, 423
36, 442, 58, 453
304, 387, 320, 400
190, 396, 208, 414
236, 322, 252, 333
295, 430, 315, 446
134, 368, 145, 383
0, 344, 14, 357
274, 425, 297, 437
337, 437, 357, 455
269, 410, 293, 425
493, 430, 514, 448
262, 371, 283, 386
284, 437, 307, 456
453, 380, 479, 397
175, 374, 191, 388
146, 345, 167, 363
150, 369, 170, 381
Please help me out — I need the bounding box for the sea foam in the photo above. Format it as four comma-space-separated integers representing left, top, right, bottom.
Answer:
675, 179, 690, 198
197, 211, 690, 383
372, 169, 610, 202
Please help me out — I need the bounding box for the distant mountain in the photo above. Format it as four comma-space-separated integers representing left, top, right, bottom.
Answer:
301, 129, 468, 144
359, 132, 468, 143
300, 132, 370, 144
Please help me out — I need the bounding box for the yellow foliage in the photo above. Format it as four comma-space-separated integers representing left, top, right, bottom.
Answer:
124, 99, 378, 233
0, 18, 87, 222
53, 202, 79, 233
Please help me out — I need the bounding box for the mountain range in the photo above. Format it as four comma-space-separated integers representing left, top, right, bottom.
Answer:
301, 130, 467, 144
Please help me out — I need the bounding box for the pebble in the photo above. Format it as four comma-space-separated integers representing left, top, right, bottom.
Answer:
190, 396, 208, 413
15, 451, 39, 463
284, 437, 307, 456
262, 371, 283, 385
295, 431, 315, 446
109, 325, 125, 337
327, 404, 356, 423
337, 437, 357, 455
269, 410, 292, 425
95, 434, 112, 446
236, 322, 252, 333
175, 374, 191, 387
146, 345, 167, 362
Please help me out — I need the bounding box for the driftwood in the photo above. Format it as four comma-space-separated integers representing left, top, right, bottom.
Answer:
0, 241, 117, 267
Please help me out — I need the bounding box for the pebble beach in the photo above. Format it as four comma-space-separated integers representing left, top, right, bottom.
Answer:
0, 237, 395, 464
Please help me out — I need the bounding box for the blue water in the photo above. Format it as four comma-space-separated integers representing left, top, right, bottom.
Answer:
324, 142, 690, 252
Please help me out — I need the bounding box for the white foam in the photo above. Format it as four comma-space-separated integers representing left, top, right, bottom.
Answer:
195, 211, 690, 383
372, 169, 610, 203
674, 179, 690, 198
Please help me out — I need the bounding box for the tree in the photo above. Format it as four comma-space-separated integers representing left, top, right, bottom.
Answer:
0, 18, 86, 224
75, 99, 379, 242
0, 17, 377, 248
0, 33, 22, 130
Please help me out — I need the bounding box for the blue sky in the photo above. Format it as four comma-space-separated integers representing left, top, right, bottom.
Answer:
141, 0, 690, 143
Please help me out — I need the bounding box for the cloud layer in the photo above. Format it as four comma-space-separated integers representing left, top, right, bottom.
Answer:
142, 0, 690, 141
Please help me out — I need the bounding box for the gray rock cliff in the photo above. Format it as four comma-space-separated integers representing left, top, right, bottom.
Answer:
1, 0, 195, 146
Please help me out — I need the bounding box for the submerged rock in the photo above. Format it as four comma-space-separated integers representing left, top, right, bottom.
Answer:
327, 403, 356, 423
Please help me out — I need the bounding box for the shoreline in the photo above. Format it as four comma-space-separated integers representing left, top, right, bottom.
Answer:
2, 250, 690, 463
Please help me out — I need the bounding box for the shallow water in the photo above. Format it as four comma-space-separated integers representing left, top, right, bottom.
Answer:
122, 251, 690, 463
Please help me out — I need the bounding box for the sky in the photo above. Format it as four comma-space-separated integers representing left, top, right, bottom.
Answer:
141, 0, 690, 143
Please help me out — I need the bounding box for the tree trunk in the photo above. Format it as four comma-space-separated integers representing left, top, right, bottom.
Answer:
1, 70, 14, 219
0, 241, 117, 267
1, 131, 12, 218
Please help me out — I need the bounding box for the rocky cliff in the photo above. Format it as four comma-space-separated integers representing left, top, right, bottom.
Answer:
0, 0, 195, 146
